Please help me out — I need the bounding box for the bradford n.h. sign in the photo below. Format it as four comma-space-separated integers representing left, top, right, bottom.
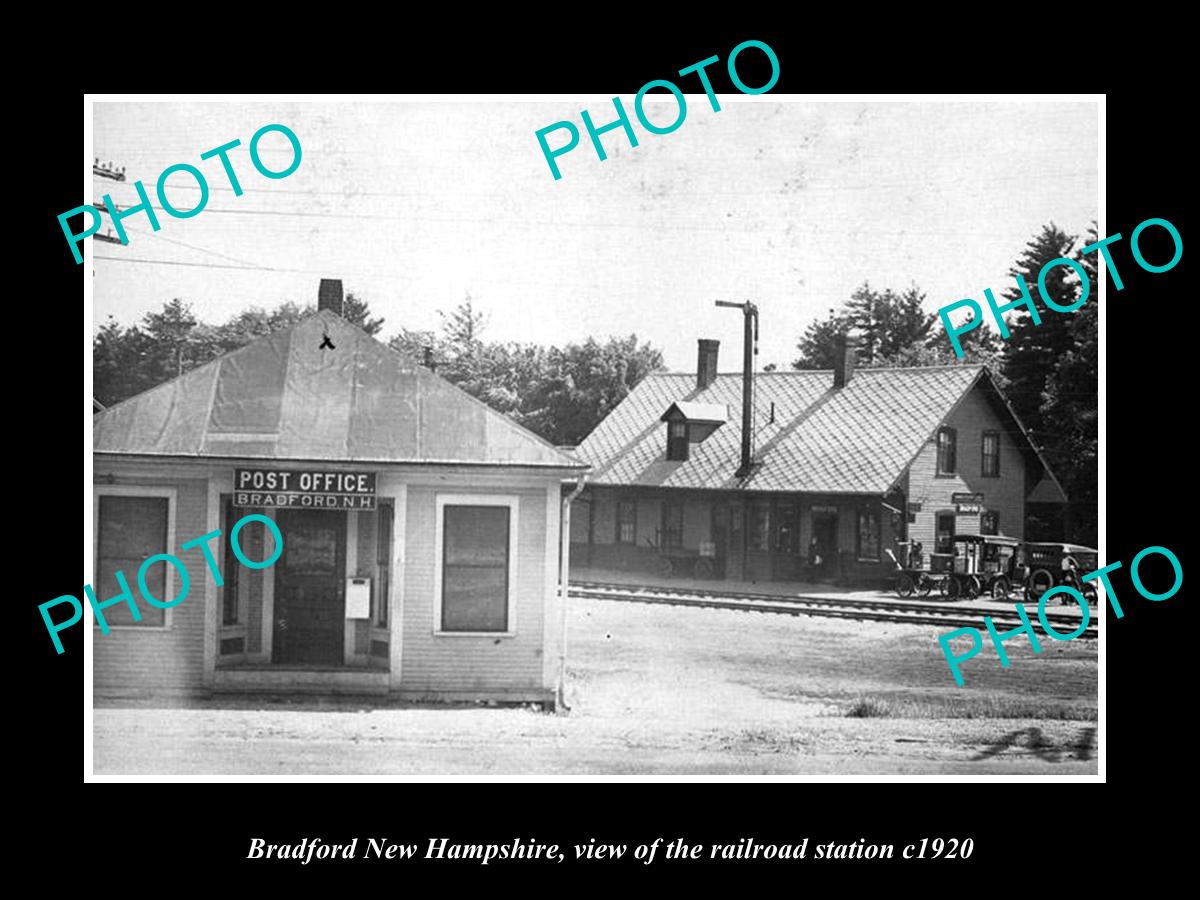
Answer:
234, 468, 377, 509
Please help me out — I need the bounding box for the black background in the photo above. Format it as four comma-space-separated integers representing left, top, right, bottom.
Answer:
19, 22, 1188, 889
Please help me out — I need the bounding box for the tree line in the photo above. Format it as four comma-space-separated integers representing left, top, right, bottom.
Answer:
93, 221, 1096, 544
92, 292, 662, 449
792, 223, 1098, 545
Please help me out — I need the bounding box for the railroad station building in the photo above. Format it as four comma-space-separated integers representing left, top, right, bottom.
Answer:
572, 335, 1066, 585
92, 281, 587, 706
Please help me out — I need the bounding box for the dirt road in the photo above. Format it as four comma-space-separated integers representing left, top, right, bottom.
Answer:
93, 597, 1098, 776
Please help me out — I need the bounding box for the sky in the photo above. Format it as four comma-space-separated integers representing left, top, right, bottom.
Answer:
90, 99, 1098, 372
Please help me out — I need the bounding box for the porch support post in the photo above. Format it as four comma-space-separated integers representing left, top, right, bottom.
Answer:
203, 476, 220, 690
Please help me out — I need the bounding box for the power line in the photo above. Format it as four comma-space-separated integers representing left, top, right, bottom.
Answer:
89, 254, 764, 295
91, 168, 1097, 199
80, 202, 1045, 236
94, 255, 300, 274
122, 224, 264, 268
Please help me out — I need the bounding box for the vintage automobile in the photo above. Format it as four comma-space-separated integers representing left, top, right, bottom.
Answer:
944, 534, 1024, 600
1022, 542, 1100, 604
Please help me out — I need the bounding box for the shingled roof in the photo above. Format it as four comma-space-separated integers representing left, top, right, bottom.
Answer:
94, 310, 585, 470
577, 365, 1063, 496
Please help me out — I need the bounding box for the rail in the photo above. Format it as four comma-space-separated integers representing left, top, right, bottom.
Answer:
568, 580, 1099, 640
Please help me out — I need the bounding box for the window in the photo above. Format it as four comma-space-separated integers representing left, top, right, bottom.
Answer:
935, 512, 956, 554
93, 489, 174, 628
616, 500, 637, 544
661, 500, 684, 549
748, 503, 771, 551
221, 496, 240, 625
775, 505, 799, 554
857, 505, 881, 561
435, 496, 518, 634
981, 511, 1000, 535
376, 500, 394, 627
937, 427, 957, 475
666, 421, 689, 461
982, 430, 1000, 477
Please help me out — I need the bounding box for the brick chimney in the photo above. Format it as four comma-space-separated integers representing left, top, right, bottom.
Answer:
833, 333, 856, 389
697, 339, 720, 391
318, 279, 344, 316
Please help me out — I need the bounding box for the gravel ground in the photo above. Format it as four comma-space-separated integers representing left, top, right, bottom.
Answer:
93, 596, 1098, 776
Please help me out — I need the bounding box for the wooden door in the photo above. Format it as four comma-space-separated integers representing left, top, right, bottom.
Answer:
273, 509, 346, 665
725, 502, 745, 580
812, 512, 838, 580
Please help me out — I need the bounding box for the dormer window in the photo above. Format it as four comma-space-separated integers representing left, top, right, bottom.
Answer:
660, 401, 727, 462
667, 421, 689, 461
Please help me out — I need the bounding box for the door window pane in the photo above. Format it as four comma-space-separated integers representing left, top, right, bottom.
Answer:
857, 506, 880, 560
661, 501, 684, 549
776, 505, 799, 554
616, 500, 637, 544
936, 512, 955, 553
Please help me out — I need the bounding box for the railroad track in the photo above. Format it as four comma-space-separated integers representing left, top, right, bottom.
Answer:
568, 580, 1100, 640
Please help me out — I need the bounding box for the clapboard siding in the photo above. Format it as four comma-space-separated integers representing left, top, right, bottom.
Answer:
907, 385, 1026, 549
90, 463, 567, 702
400, 485, 549, 692
92, 477, 210, 697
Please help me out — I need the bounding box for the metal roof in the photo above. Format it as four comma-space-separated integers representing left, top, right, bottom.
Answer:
577, 365, 1063, 496
93, 310, 585, 470
660, 401, 729, 423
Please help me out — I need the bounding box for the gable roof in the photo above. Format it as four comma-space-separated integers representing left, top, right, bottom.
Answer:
660, 401, 729, 423
577, 365, 1064, 496
94, 310, 585, 470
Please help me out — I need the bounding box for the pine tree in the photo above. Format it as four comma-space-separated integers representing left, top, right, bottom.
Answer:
792, 308, 851, 369
845, 283, 884, 362
140, 298, 208, 381
1036, 221, 1099, 544
438, 293, 489, 348
342, 293, 385, 335
998, 224, 1082, 455
793, 283, 937, 369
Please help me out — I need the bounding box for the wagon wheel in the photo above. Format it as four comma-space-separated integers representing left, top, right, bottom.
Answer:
896, 573, 916, 598
918, 576, 934, 598
695, 557, 715, 579
991, 576, 1011, 600
937, 576, 951, 597
947, 576, 963, 600
655, 556, 675, 578
967, 575, 983, 599
1028, 568, 1055, 599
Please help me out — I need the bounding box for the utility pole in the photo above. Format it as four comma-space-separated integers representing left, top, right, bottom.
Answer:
92, 199, 122, 244
91, 160, 127, 273
93, 159, 126, 181
715, 300, 760, 479
93, 158, 127, 239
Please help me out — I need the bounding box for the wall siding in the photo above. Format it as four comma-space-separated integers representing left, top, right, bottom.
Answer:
92, 477, 209, 697
93, 462, 565, 702
906, 386, 1027, 551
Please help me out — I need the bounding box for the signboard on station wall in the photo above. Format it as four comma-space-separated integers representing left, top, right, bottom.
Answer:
951, 491, 983, 514
233, 468, 377, 510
